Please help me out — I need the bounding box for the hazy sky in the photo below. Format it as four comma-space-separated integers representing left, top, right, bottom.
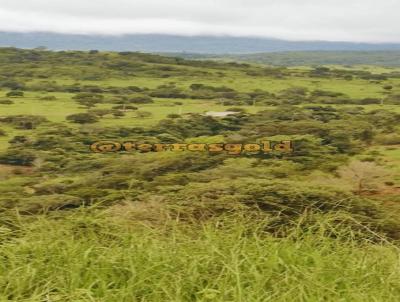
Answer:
0, 0, 398, 42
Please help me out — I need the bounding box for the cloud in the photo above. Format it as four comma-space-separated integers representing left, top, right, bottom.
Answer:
0, 0, 398, 42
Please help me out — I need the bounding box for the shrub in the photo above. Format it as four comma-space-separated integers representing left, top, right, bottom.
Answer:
0, 99, 13, 104
169, 178, 398, 237
72, 93, 104, 101
112, 105, 138, 111
358, 98, 381, 105
6, 91, 24, 97
66, 113, 99, 124
0, 80, 25, 90
166, 113, 181, 119
126, 86, 142, 92
0, 115, 47, 129
226, 107, 247, 113
0, 148, 36, 166
128, 96, 154, 104
39, 95, 57, 101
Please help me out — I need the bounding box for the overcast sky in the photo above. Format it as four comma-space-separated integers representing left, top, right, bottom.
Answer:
0, 0, 398, 43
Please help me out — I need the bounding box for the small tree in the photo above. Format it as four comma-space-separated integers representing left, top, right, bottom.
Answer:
77, 99, 102, 108
0, 99, 13, 104
6, 91, 24, 97
338, 160, 391, 195
112, 105, 138, 111
128, 95, 154, 104
0, 148, 36, 166
381, 85, 393, 105
166, 113, 181, 119
72, 93, 104, 108
66, 113, 99, 124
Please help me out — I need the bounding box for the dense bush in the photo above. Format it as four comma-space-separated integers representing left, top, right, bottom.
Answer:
127, 95, 154, 104
0, 194, 82, 213
0, 148, 36, 166
0, 115, 47, 129
6, 91, 24, 97
66, 113, 99, 124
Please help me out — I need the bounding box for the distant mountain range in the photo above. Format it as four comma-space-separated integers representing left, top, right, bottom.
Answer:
1, 32, 400, 54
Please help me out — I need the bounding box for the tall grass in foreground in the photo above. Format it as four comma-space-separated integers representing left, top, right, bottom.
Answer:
1, 209, 400, 302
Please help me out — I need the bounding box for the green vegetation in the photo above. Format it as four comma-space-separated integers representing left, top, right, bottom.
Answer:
178, 51, 400, 67
0, 47, 400, 301
2, 210, 400, 301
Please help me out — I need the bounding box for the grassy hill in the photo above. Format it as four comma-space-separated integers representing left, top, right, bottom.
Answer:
1, 48, 400, 301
